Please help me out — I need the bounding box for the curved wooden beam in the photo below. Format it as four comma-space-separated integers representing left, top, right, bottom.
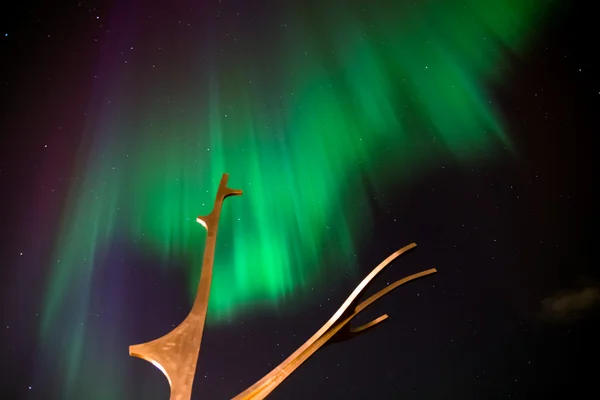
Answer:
129, 173, 241, 400
232, 244, 437, 400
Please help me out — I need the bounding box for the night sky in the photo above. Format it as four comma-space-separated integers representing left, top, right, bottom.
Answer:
1, 1, 597, 399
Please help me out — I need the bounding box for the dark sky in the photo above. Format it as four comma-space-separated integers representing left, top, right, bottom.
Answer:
0, 1, 597, 399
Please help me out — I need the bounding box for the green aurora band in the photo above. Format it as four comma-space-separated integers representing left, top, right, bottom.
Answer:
39, 0, 555, 397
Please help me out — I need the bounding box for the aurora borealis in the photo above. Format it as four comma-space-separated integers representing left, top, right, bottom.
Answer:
43, 0, 548, 323
41, 0, 552, 396
4, 0, 598, 399
36, 1, 547, 391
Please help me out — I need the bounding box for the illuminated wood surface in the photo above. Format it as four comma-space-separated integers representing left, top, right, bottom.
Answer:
129, 173, 242, 400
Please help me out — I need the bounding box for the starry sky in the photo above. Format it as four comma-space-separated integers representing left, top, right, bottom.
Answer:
0, 0, 597, 399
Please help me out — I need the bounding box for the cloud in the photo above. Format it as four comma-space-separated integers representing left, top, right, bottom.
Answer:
541, 286, 600, 322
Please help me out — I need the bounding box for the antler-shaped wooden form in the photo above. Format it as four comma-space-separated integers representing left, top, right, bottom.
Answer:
129, 173, 242, 400
129, 173, 436, 400
232, 242, 436, 400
